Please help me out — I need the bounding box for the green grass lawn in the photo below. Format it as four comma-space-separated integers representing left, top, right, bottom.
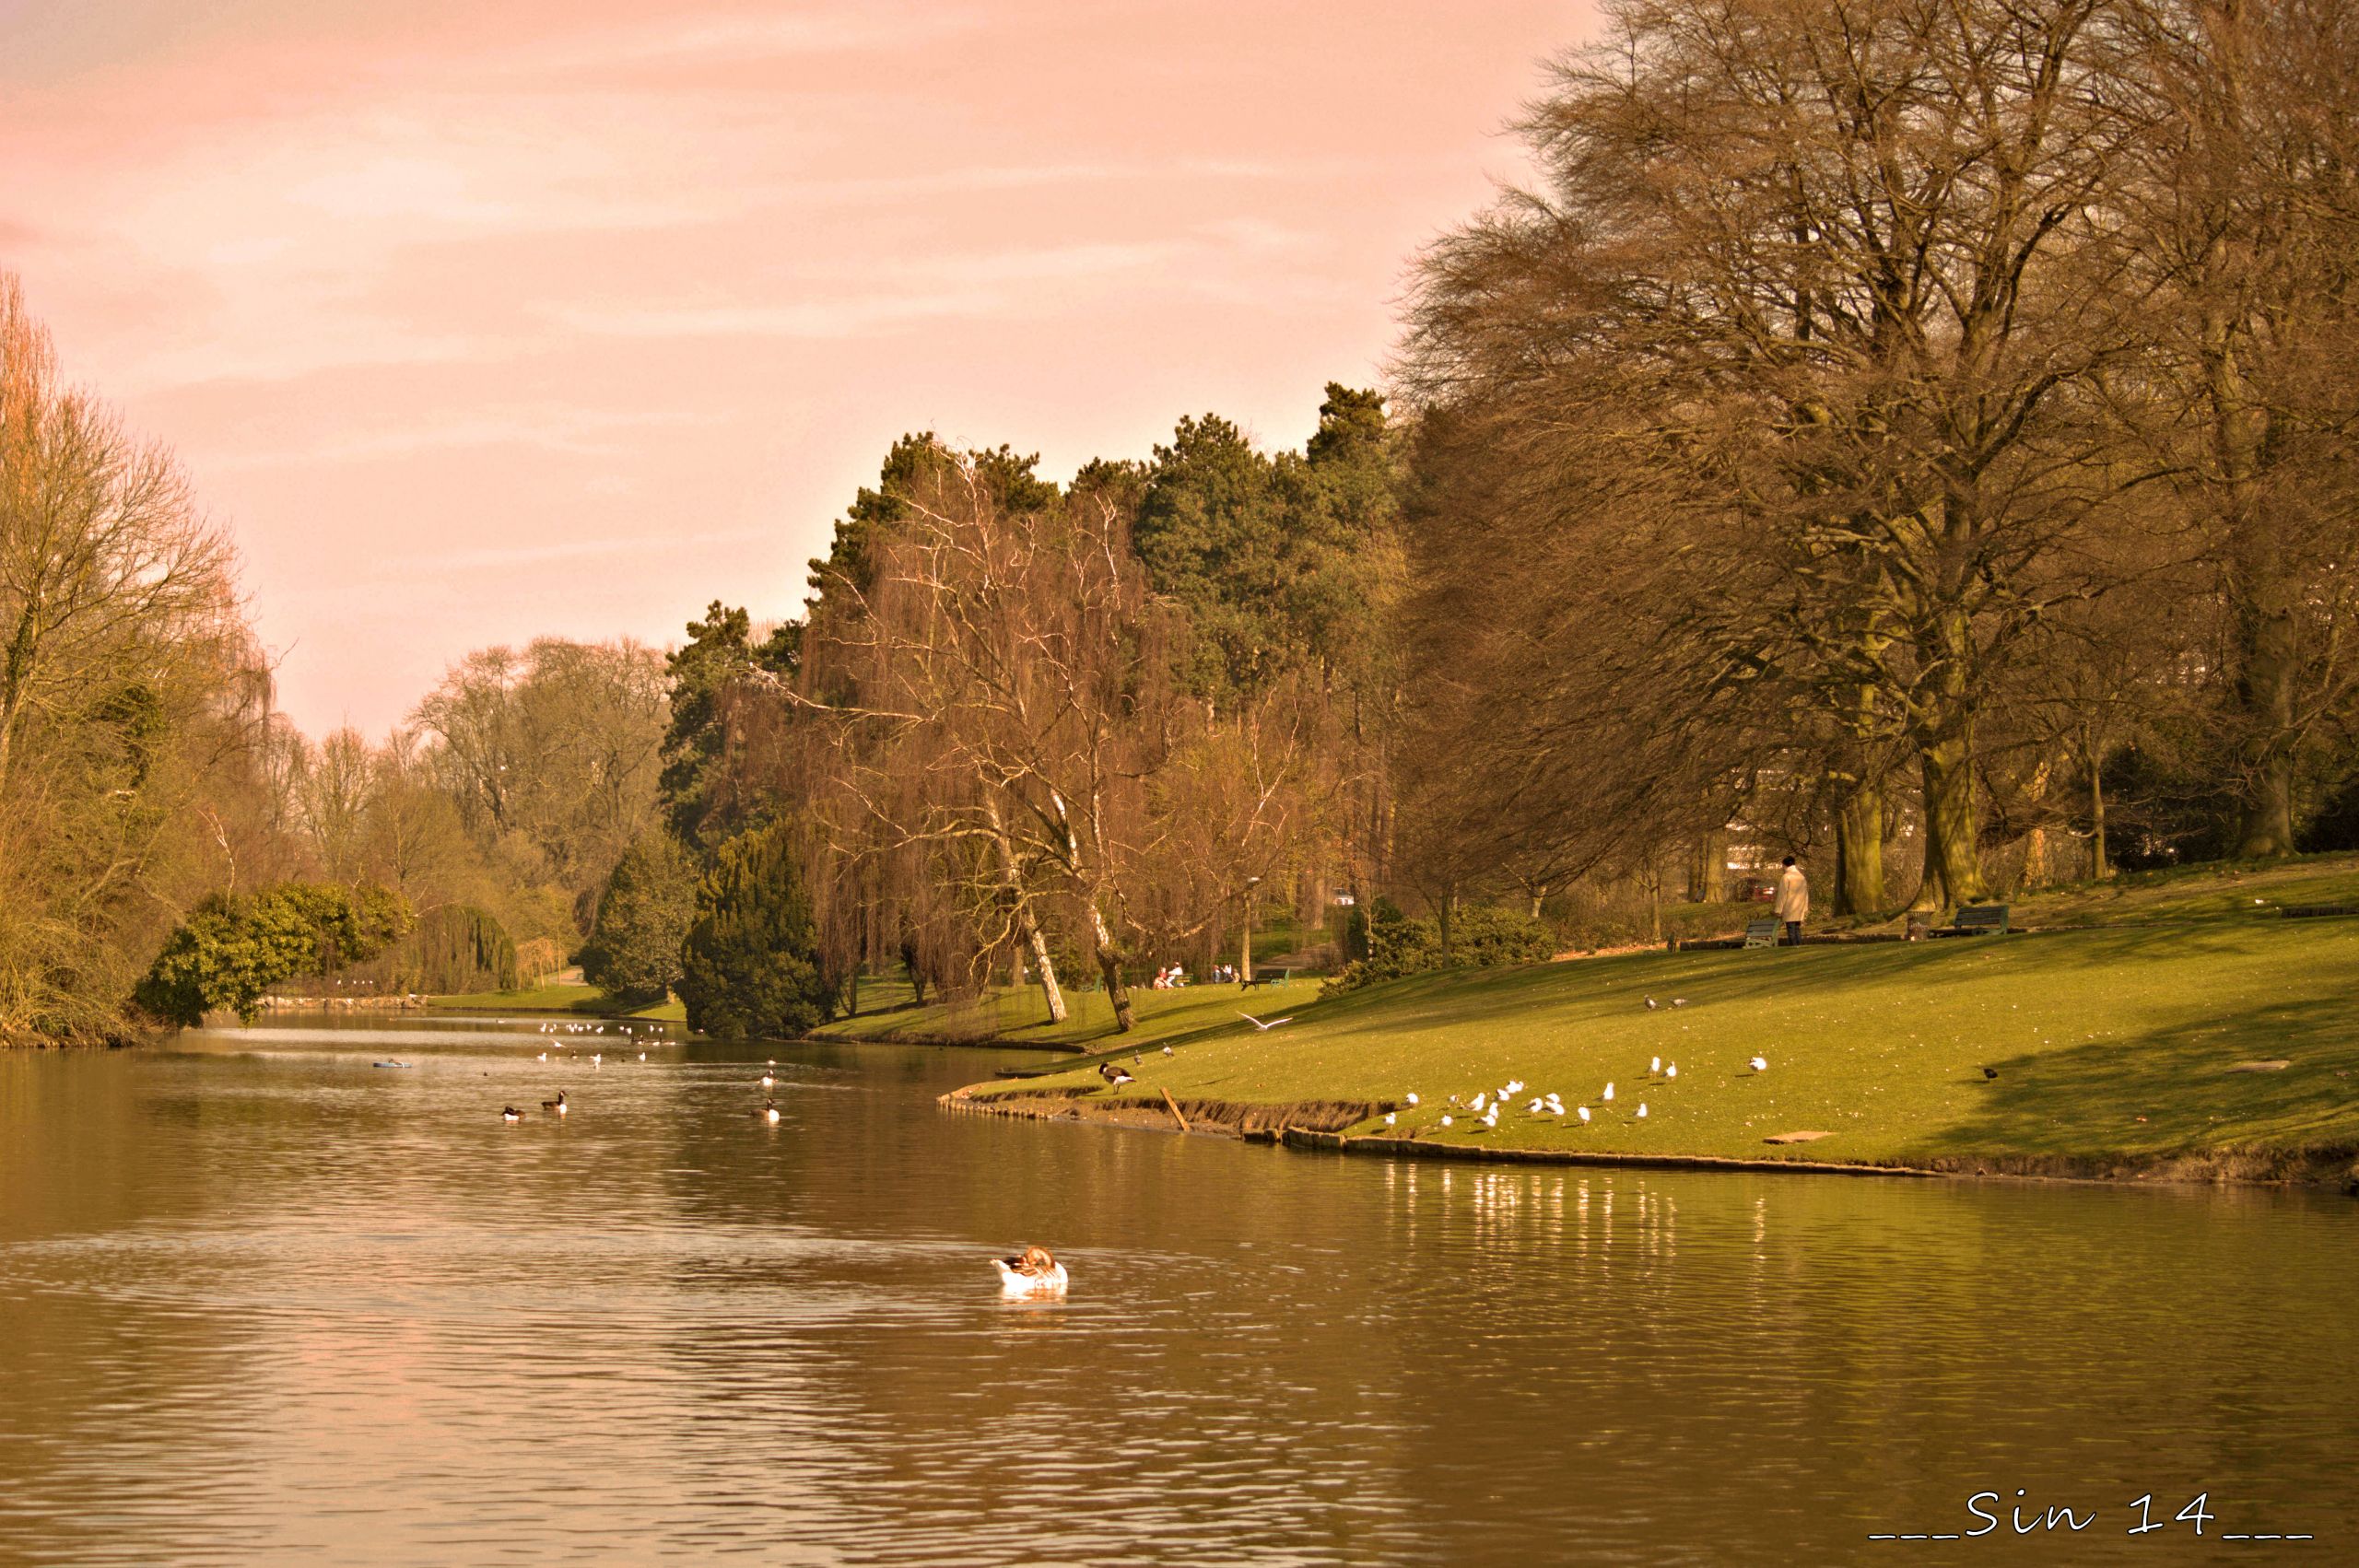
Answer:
945, 919, 2359, 1176
1619, 852, 2359, 945
817, 975, 1310, 1047
427, 981, 685, 1022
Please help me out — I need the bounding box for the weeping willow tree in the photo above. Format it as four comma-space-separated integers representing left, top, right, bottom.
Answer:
399, 905, 518, 994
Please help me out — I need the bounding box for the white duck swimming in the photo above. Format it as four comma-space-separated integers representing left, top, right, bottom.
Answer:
992, 1246, 1068, 1295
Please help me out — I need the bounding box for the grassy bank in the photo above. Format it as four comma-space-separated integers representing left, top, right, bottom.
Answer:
427, 980, 686, 1022
915, 916, 2359, 1185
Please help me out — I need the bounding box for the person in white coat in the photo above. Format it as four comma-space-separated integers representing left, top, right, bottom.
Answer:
1775, 856, 1809, 946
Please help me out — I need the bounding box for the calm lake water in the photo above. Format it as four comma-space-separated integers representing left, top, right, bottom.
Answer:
1, 1016, 2353, 1566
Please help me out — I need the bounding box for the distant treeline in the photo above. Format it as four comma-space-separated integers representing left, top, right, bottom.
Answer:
15, 0, 2359, 1042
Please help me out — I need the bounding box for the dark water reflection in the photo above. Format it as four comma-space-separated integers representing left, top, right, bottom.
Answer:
1, 1017, 2353, 1565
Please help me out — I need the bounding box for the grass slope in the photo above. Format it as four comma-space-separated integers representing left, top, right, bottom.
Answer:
946, 921, 2359, 1176
427, 981, 685, 1021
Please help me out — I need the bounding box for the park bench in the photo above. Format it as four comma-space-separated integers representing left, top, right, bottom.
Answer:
1239, 968, 1292, 989
1742, 918, 1781, 949
1936, 903, 2011, 937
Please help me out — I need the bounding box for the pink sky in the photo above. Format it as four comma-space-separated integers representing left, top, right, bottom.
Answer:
2, 0, 1596, 736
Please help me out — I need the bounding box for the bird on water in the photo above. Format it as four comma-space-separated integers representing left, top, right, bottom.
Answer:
542, 1091, 567, 1115
993, 1245, 1067, 1295
501, 1106, 522, 1122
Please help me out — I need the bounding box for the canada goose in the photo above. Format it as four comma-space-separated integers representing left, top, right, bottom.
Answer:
1097, 1062, 1134, 1088
755, 1100, 780, 1124
542, 1092, 567, 1115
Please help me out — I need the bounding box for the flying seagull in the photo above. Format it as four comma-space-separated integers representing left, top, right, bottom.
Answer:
1238, 1012, 1293, 1031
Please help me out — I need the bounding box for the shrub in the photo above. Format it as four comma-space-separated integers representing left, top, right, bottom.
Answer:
579, 835, 698, 1004
1320, 903, 1555, 995
135, 883, 415, 1026
675, 824, 835, 1039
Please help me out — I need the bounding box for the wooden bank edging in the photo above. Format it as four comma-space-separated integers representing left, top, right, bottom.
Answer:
1278, 1126, 1940, 1178
942, 1086, 2359, 1190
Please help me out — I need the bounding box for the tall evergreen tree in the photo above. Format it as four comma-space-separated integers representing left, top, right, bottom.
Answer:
676, 824, 834, 1040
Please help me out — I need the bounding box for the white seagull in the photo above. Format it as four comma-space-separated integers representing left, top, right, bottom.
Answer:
1577, 1106, 1591, 1125
1602, 1082, 1615, 1103
1238, 1012, 1293, 1031
1636, 1103, 1649, 1119
1404, 1093, 1420, 1107
1750, 1055, 1769, 1072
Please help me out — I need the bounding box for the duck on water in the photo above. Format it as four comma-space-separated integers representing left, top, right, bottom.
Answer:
993, 1246, 1067, 1295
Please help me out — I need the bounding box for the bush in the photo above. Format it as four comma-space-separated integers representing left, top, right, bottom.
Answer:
135, 883, 415, 1026
1320, 903, 1555, 995
579, 835, 698, 1004
676, 825, 836, 1039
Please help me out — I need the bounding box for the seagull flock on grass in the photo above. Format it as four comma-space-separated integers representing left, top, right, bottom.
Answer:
1369, 1008, 1777, 1138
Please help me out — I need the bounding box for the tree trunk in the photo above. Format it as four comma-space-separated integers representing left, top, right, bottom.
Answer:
1915, 732, 1986, 911
2019, 755, 2055, 892
983, 797, 1065, 1024
2231, 596, 2299, 857
1027, 919, 1065, 1024
2084, 727, 2111, 882
1833, 782, 1884, 917
1684, 833, 1723, 902
1086, 900, 1133, 1031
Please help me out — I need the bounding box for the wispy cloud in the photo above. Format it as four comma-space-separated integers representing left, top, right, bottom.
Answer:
425, 525, 772, 572
208, 406, 705, 471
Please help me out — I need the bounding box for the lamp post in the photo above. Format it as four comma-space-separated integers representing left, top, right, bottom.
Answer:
1240, 875, 1261, 985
